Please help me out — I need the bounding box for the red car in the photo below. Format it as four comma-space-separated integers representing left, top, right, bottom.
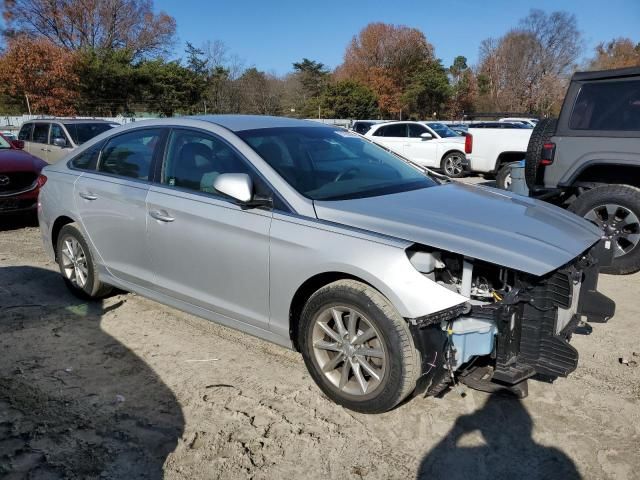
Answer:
0, 133, 47, 216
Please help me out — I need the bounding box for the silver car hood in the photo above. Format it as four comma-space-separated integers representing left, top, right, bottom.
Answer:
314, 183, 602, 276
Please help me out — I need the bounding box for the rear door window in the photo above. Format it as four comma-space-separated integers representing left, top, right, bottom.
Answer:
18, 123, 33, 141
374, 124, 407, 137
32, 123, 50, 144
69, 142, 103, 171
570, 79, 640, 131
98, 129, 162, 181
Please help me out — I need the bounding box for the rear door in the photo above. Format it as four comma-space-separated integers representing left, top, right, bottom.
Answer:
18, 123, 33, 153
145, 128, 272, 330
74, 127, 164, 288
404, 123, 439, 167
371, 123, 407, 155
29, 123, 51, 162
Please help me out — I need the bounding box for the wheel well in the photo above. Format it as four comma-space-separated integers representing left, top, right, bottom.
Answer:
441, 149, 465, 163
51, 216, 75, 259
495, 152, 526, 171
573, 164, 640, 189
289, 272, 370, 351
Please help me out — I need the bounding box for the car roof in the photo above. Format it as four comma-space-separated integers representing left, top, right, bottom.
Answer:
190, 115, 326, 132
23, 119, 116, 124
572, 66, 640, 82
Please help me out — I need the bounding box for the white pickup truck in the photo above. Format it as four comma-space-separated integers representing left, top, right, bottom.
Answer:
465, 127, 533, 188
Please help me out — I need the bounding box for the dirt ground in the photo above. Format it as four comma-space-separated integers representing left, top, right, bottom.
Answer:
1, 217, 639, 479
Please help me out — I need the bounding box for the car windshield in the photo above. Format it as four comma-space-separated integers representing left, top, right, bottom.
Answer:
64, 123, 116, 145
426, 123, 459, 138
238, 127, 437, 201
0, 135, 12, 149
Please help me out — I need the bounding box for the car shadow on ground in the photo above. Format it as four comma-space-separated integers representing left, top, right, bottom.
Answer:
0, 213, 38, 232
416, 394, 580, 480
0, 266, 184, 479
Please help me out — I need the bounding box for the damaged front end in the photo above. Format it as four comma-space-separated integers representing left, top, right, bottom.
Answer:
408, 240, 616, 398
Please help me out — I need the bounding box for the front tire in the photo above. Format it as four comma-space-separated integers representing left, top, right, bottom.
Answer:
56, 223, 112, 298
299, 280, 419, 413
569, 185, 640, 274
441, 152, 466, 178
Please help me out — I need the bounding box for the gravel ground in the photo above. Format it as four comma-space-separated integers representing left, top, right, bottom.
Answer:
0, 187, 639, 479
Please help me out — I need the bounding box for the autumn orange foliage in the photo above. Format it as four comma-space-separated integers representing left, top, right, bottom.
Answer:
0, 36, 80, 115
337, 23, 434, 114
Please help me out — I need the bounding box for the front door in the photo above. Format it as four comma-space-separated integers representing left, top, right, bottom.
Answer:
74, 127, 164, 288
48, 123, 72, 163
404, 124, 439, 167
146, 128, 272, 330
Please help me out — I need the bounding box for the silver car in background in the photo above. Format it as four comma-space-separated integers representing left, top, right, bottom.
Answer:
18, 119, 119, 163
38, 115, 615, 413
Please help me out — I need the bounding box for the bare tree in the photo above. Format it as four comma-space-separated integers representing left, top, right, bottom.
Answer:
476, 9, 582, 116
2, 0, 176, 58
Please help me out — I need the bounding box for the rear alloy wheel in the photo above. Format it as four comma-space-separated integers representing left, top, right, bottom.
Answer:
441, 152, 466, 178
496, 164, 513, 190
569, 185, 640, 274
299, 280, 419, 413
56, 223, 113, 298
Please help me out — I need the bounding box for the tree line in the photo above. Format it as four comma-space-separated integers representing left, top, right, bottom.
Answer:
0, 0, 638, 119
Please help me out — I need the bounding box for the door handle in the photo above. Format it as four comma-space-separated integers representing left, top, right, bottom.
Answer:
78, 192, 97, 201
149, 209, 175, 223
41, 148, 51, 152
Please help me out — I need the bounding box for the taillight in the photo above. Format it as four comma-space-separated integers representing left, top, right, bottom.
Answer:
36, 174, 47, 188
464, 133, 473, 154
539, 142, 556, 166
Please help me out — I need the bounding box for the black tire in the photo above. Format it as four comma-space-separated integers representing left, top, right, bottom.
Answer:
56, 223, 113, 298
524, 118, 557, 189
441, 152, 466, 179
496, 163, 513, 190
569, 185, 640, 275
299, 280, 420, 413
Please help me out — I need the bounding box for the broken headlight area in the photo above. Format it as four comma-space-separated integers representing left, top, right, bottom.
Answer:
407, 240, 616, 397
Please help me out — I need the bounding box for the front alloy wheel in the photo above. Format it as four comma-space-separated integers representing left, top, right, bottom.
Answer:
299, 279, 420, 413
311, 306, 387, 396
442, 153, 466, 178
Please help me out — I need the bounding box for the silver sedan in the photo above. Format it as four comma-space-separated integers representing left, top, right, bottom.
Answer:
38, 115, 613, 412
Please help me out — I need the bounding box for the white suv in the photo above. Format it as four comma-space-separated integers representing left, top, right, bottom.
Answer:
365, 121, 469, 177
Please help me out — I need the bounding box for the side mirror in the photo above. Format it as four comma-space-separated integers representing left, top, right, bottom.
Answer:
53, 137, 68, 148
213, 173, 273, 208
420, 132, 433, 140
213, 173, 254, 203
11, 139, 24, 150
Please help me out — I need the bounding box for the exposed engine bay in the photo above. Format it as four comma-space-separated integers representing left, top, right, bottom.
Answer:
407, 240, 617, 397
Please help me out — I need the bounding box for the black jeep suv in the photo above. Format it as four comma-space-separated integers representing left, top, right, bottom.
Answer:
526, 66, 640, 275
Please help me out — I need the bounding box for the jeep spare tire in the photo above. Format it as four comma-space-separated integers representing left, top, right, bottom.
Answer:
525, 118, 557, 189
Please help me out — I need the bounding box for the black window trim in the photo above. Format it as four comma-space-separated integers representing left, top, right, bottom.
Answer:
153, 126, 293, 213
